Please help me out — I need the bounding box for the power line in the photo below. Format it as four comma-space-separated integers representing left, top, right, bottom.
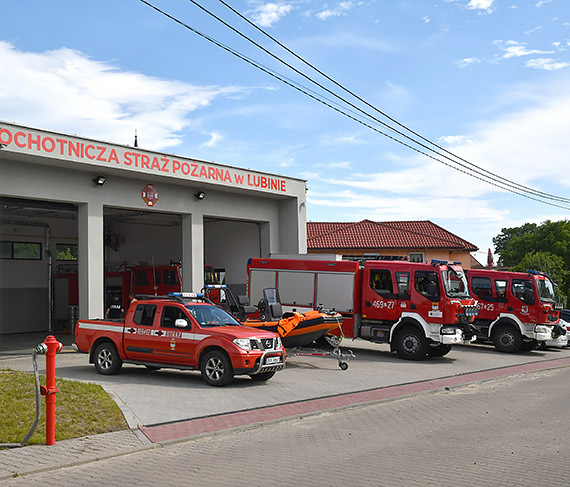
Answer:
138, 0, 570, 211
216, 0, 570, 206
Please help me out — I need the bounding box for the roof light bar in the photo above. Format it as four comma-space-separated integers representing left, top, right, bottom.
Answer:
169, 292, 204, 298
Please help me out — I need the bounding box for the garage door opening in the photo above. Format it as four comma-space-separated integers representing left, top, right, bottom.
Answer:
204, 218, 267, 296
0, 197, 78, 335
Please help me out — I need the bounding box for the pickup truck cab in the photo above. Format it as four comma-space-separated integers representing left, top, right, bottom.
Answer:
74, 292, 286, 386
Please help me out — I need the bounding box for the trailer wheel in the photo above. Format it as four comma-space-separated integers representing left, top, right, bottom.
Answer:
250, 371, 276, 381
427, 344, 452, 357
93, 342, 123, 375
394, 326, 428, 360
339, 361, 349, 370
492, 325, 522, 353
200, 350, 234, 386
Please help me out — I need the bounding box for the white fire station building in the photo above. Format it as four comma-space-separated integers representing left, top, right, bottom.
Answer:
0, 122, 307, 335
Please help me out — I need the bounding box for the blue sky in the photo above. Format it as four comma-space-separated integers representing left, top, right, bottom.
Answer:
2, 0, 570, 263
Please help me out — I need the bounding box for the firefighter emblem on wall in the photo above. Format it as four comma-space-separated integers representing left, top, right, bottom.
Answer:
141, 184, 159, 207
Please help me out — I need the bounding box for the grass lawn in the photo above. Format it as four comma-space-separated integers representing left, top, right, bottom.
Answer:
0, 368, 128, 446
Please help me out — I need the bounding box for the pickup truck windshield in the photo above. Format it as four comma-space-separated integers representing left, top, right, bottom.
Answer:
441, 267, 471, 299
536, 277, 556, 303
185, 304, 241, 327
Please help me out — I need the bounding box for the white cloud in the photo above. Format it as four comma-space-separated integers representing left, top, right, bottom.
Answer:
525, 58, 570, 70
0, 42, 243, 150
524, 26, 543, 35
466, 0, 495, 13
439, 135, 474, 145
201, 132, 224, 148
456, 57, 482, 68
494, 40, 554, 59
316, 1, 363, 20
535, 0, 552, 7
423, 16, 431, 23
307, 78, 570, 214
249, 3, 293, 27
307, 188, 506, 222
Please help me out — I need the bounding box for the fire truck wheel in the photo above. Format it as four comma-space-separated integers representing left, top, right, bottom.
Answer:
394, 326, 428, 360
201, 350, 234, 386
427, 344, 452, 357
250, 371, 276, 381
93, 342, 123, 375
492, 325, 522, 353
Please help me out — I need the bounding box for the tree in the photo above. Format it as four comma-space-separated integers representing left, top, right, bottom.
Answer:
492, 220, 570, 298
492, 223, 538, 267
513, 252, 568, 295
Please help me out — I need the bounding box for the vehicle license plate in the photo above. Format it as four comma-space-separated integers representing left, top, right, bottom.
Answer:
265, 356, 282, 365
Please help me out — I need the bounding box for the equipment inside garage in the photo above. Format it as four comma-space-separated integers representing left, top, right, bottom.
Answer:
1, 199, 269, 334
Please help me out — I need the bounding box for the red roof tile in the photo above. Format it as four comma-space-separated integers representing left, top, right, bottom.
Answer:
307, 220, 477, 251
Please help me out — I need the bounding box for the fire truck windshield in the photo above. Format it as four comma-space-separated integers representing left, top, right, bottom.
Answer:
441, 268, 470, 299
536, 277, 556, 303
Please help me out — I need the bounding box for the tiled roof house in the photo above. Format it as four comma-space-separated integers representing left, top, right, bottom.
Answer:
307, 219, 479, 268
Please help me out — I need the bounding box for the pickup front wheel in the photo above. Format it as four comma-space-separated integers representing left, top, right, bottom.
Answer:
201, 350, 234, 387
93, 342, 123, 375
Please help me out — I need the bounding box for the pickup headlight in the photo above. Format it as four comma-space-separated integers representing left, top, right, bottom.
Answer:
233, 338, 259, 350
534, 325, 550, 334
275, 336, 283, 349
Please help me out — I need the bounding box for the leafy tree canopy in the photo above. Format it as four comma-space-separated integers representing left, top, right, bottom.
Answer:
493, 219, 570, 297
513, 251, 568, 295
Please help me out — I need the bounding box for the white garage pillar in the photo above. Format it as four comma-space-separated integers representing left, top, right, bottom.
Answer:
181, 213, 204, 292
259, 222, 271, 258
77, 202, 105, 319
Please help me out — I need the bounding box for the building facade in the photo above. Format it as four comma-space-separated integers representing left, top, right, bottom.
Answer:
0, 122, 307, 334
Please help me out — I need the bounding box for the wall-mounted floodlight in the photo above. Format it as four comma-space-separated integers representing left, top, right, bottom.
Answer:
194, 191, 206, 200
93, 175, 106, 186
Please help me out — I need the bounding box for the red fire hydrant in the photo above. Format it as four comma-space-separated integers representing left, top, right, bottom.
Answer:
37, 335, 63, 446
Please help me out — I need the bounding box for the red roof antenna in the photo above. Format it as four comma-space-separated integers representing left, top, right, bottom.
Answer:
134, 130, 138, 148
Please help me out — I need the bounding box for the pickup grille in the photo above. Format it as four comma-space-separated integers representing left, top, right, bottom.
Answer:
261, 338, 276, 350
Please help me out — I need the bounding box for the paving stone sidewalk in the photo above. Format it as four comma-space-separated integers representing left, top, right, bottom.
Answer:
3, 356, 570, 482
0, 430, 152, 480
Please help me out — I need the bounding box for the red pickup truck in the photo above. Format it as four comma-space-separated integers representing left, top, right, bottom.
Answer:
74, 292, 286, 386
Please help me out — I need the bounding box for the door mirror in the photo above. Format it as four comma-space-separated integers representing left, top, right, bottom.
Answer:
175, 318, 188, 328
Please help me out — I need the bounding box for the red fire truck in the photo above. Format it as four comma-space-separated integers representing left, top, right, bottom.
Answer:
246, 257, 478, 360
465, 269, 564, 352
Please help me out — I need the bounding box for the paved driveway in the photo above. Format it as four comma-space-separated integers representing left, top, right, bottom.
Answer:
2, 336, 569, 427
